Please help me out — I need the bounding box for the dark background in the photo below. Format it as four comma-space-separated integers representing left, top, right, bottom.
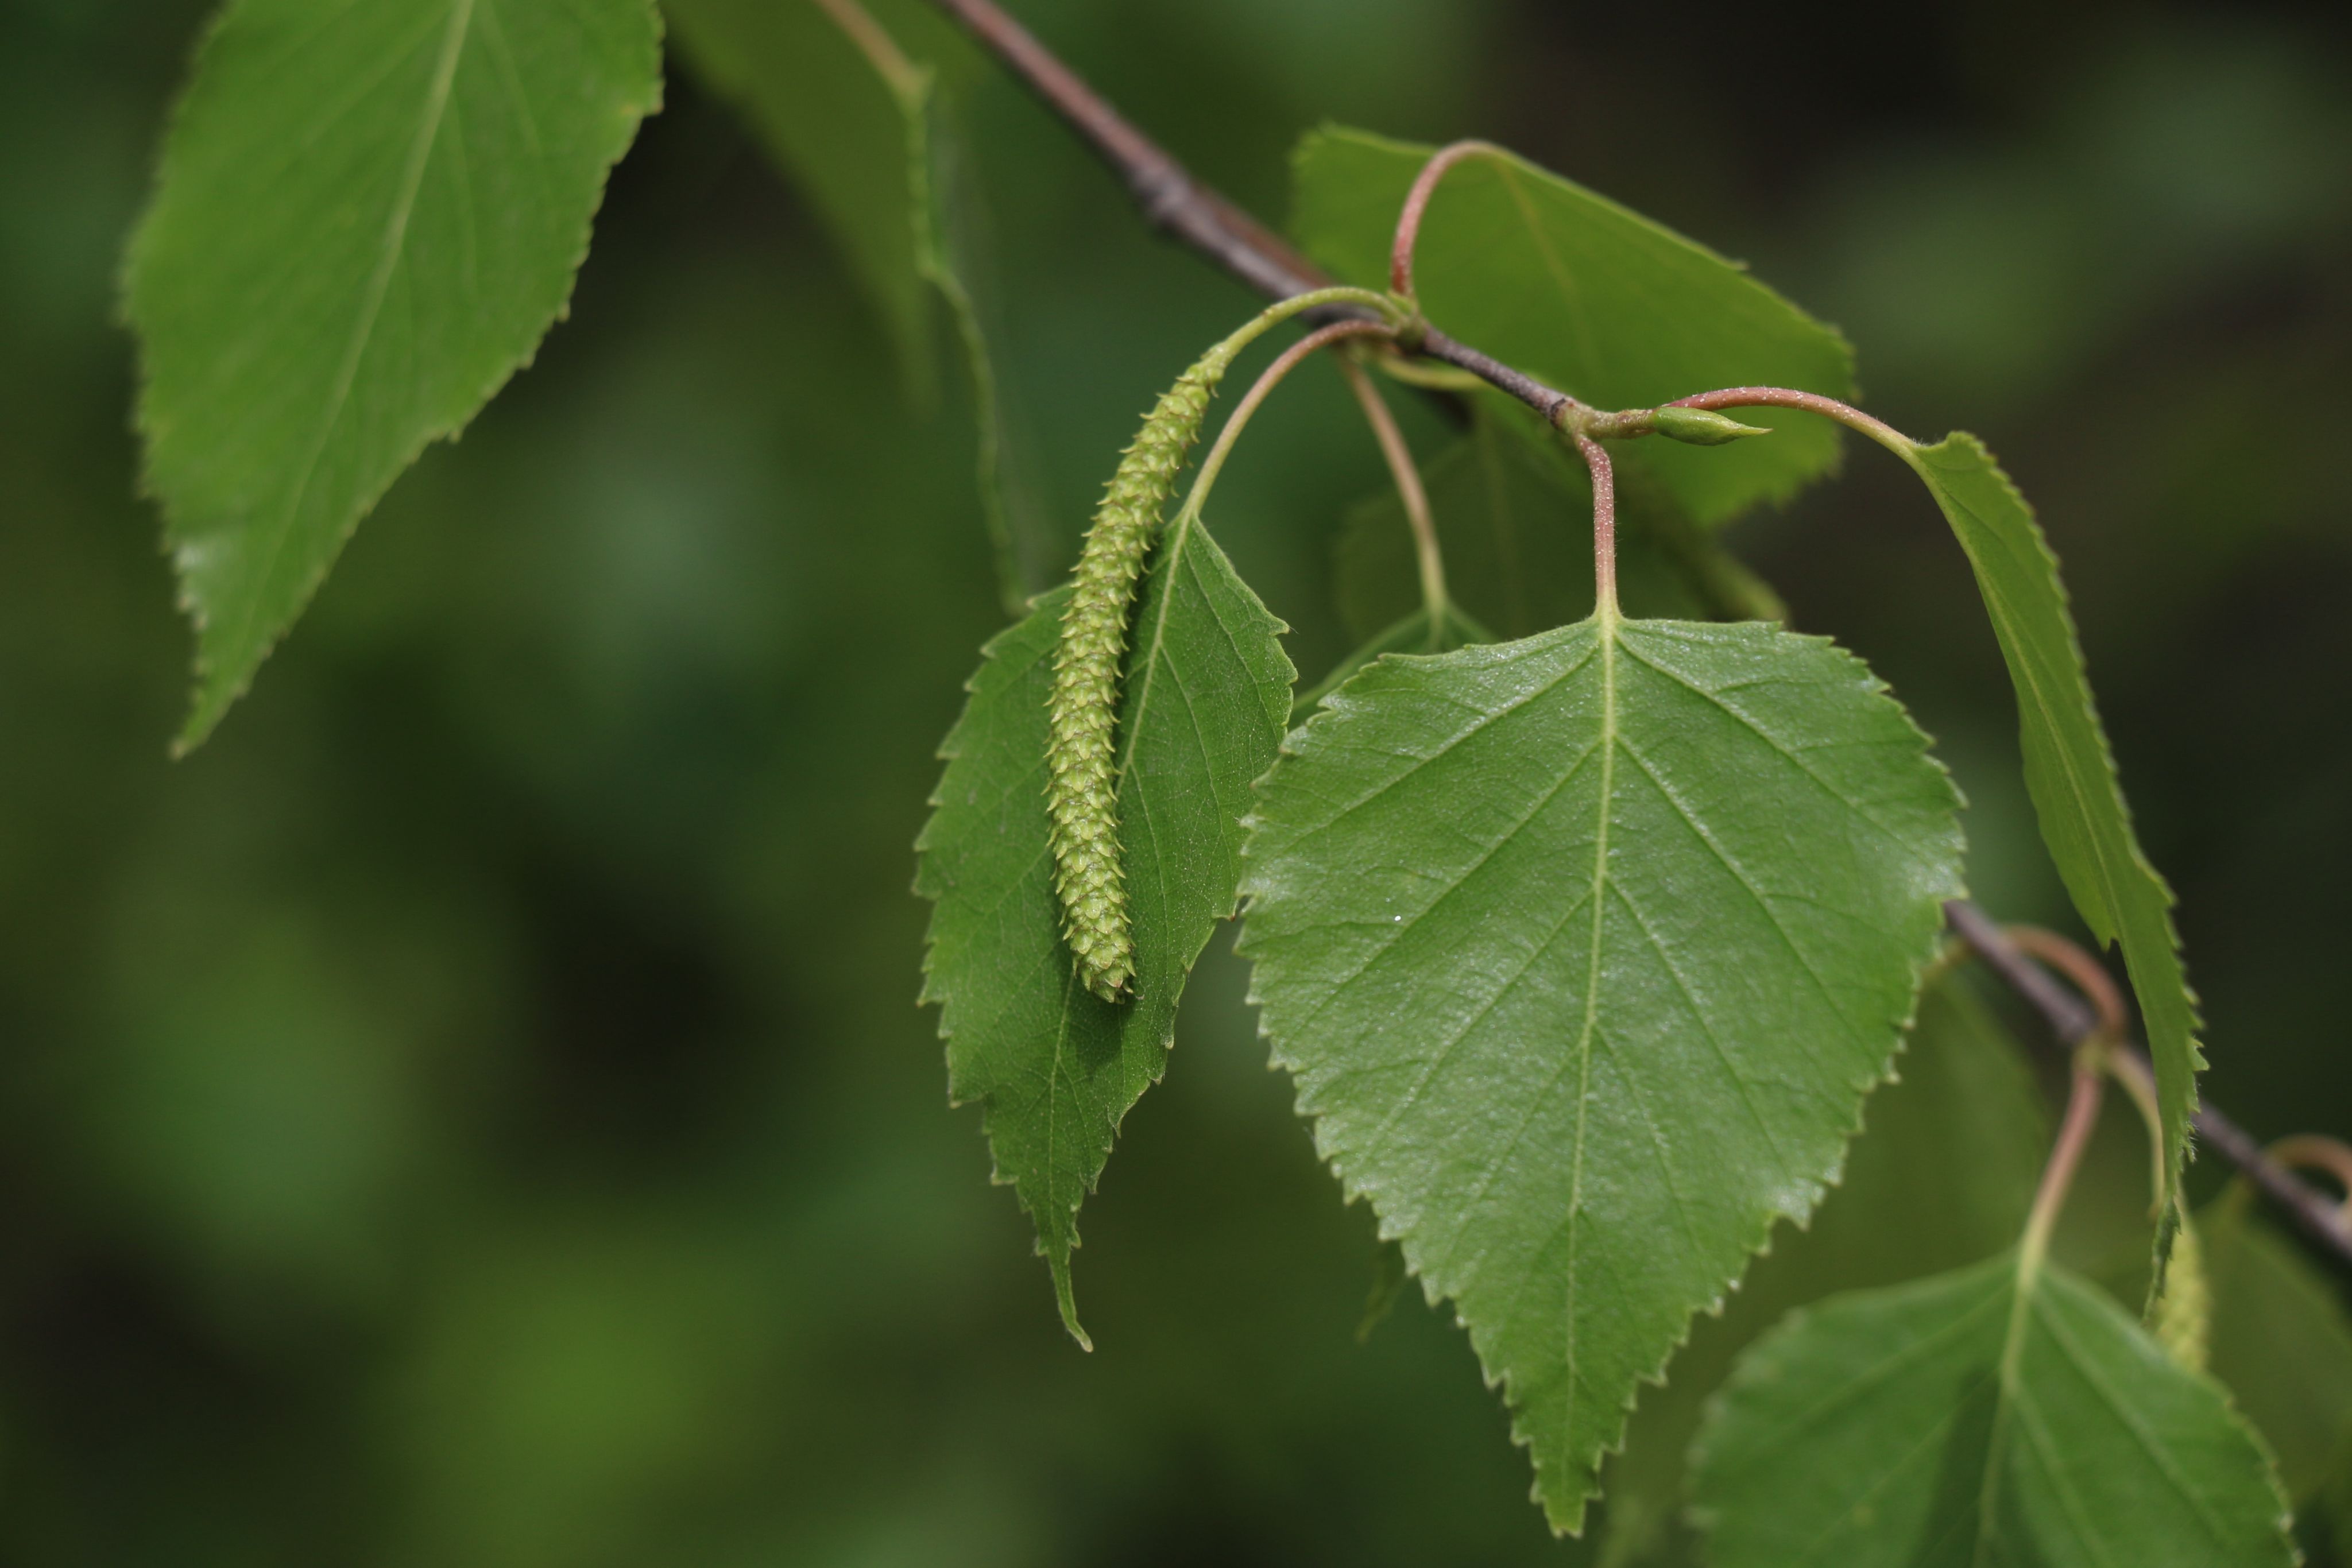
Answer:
2, 0, 2347, 1561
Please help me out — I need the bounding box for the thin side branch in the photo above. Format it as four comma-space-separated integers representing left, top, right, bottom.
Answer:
924, 0, 2352, 1275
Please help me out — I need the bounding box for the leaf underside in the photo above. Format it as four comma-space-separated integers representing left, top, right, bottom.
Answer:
125, 0, 664, 748
1291, 126, 1856, 526
1906, 433, 2202, 1214
1693, 1253, 2298, 1567
917, 519, 1292, 1343
1239, 614, 1964, 1531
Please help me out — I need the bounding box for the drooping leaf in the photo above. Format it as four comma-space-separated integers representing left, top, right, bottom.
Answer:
1335, 394, 1705, 644
1901, 433, 2201, 1214
1691, 1251, 2299, 1567
1239, 611, 1965, 1531
1291, 127, 1856, 525
917, 517, 1293, 1345
2198, 1190, 2352, 1508
125, 0, 664, 748
666, 0, 1048, 609
1595, 973, 2049, 1566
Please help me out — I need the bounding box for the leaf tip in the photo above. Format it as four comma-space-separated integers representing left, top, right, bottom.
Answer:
1049, 1254, 1093, 1352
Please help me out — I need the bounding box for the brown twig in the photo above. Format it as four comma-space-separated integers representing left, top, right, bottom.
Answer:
922, 0, 2352, 1277
922, 0, 1577, 427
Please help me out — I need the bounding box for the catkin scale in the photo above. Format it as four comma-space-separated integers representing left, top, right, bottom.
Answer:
1046, 350, 1233, 1001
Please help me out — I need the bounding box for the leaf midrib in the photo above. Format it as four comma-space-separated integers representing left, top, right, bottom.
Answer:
1560, 609, 1618, 1464
226, 0, 477, 660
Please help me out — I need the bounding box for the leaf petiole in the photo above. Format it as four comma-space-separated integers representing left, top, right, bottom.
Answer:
1568, 432, 1619, 618
1334, 354, 1452, 645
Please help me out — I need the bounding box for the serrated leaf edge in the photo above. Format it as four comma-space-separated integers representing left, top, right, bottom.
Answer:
1240, 614, 1962, 1534
125, 0, 667, 752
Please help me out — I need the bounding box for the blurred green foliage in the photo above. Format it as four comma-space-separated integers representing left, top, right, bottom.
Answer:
0, 0, 2346, 1562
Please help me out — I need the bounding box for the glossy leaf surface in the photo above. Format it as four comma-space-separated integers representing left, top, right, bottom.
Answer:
1904, 432, 2201, 1211
918, 519, 1291, 1344
1240, 613, 1964, 1529
125, 0, 663, 746
1693, 1252, 2298, 1566
1292, 127, 1855, 525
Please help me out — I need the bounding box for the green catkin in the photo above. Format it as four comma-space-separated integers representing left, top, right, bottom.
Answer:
2154, 1215, 2211, 1373
1046, 350, 1233, 1001
1040, 287, 1400, 1002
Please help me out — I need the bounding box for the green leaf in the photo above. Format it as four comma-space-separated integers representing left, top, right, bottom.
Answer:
1238, 611, 1964, 1531
1691, 1252, 2299, 1567
1595, 974, 2049, 1566
1334, 395, 1705, 645
917, 517, 1293, 1345
124, 0, 664, 749
1292, 605, 1492, 724
1291, 127, 1856, 525
667, 0, 1046, 610
1901, 433, 2202, 1214
2199, 1192, 2352, 1508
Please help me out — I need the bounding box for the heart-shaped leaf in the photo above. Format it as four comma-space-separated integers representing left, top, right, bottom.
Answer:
1240, 611, 1963, 1529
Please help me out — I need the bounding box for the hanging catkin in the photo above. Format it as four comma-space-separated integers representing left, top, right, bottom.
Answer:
1045, 350, 1233, 1001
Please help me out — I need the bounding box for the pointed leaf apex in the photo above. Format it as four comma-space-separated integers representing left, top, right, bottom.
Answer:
1050, 1256, 1094, 1352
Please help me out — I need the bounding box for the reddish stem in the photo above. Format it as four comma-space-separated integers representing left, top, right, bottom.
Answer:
2003, 926, 2127, 1044
2266, 1136, 2352, 1219
1573, 433, 1618, 615
1390, 141, 1503, 300
2022, 1054, 2108, 1272
1669, 386, 1913, 452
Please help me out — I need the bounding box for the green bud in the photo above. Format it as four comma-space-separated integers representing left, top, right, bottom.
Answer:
1649, 406, 1770, 446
